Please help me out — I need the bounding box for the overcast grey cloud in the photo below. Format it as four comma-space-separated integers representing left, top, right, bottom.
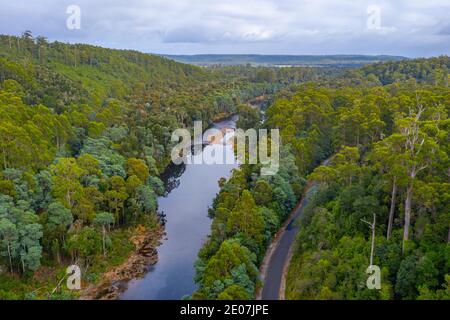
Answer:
0, 0, 449, 56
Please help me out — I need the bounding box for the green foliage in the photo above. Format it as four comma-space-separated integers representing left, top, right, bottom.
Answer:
0, 32, 252, 295
65, 226, 102, 263
198, 239, 258, 299
284, 72, 449, 300
236, 104, 260, 129
359, 56, 450, 85
0, 32, 448, 301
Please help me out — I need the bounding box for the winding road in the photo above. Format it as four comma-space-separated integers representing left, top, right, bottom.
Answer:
259, 157, 332, 300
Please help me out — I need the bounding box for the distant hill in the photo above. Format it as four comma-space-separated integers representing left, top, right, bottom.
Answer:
163, 54, 407, 68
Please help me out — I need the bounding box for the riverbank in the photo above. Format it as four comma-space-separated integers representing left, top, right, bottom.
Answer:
80, 225, 164, 300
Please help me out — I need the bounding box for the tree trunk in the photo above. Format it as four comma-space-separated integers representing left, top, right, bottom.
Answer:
7, 242, 13, 274
66, 190, 71, 208
102, 226, 106, 257
403, 184, 413, 253
387, 176, 397, 239
21, 256, 25, 274
370, 213, 376, 266
356, 127, 360, 146
2, 146, 7, 170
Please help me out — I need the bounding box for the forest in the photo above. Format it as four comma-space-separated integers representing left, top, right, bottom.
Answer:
194, 56, 449, 300
0, 32, 323, 299
0, 32, 254, 299
0, 31, 448, 300
279, 83, 450, 299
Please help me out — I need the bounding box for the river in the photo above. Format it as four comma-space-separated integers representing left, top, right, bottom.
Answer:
120, 115, 238, 300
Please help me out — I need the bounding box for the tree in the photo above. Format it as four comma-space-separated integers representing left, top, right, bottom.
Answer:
47, 202, 72, 232
126, 175, 142, 197
337, 104, 367, 146
32, 170, 52, 211
200, 239, 258, 296
35, 36, 48, 63
80, 137, 126, 178
105, 190, 127, 225
396, 105, 440, 252
333, 146, 360, 186
217, 284, 250, 300
128, 185, 157, 223
259, 206, 280, 240
147, 176, 165, 196
371, 136, 406, 239
45, 201, 73, 263
77, 154, 102, 180
65, 226, 102, 264
126, 158, 149, 184
252, 180, 273, 206
0, 218, 18, 273
236, 104, 260, 130
308, 165, 337, 186
226, 191, 265, 250
14, 209, 43, 273
0, 121, 33, 170
105, 176, 127, 225
395, 255, 418, 298
93, 212, 114, 256
50, 158, 84, 208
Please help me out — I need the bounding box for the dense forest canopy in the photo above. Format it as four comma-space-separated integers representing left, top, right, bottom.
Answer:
0, 32, 248, 298
194, 57, 449, 300
0, 31, 448, 300
0, 32, 329, 298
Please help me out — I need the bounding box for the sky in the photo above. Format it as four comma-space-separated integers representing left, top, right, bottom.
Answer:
0, 0, 449, 57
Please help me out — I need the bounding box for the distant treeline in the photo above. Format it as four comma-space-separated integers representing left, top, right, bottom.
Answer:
164, 54, 407, 67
